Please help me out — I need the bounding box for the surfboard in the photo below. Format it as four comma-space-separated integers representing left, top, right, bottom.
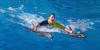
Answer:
30, 29, 53, 39
70, 33, 87, 38
77, 33, 86, 38
67, 26, 86, 38
29, 22, 53, 39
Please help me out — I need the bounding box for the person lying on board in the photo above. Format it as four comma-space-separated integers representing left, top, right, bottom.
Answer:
29, 13, 86, 38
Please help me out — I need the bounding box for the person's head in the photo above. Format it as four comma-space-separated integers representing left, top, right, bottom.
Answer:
48, 13, 55, 22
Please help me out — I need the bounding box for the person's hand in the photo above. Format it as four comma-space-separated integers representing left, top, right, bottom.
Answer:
34, 27, 37, 31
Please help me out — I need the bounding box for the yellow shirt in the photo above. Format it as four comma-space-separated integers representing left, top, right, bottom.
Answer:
48, 20, 64, 29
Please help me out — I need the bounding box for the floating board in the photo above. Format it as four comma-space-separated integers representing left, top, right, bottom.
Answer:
76, 33, 86, 38
69, 33, 87, 38
30, 29, 53, 39
29, 22, 53, 39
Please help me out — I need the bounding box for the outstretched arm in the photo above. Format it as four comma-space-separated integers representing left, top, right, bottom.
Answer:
62, 26, 85, 37
63, 26, 73, 34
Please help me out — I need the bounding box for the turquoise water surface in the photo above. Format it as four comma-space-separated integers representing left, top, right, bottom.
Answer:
0, 0, 100, 50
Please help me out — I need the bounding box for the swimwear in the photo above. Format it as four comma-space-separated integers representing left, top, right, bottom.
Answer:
39, 20, 64, 29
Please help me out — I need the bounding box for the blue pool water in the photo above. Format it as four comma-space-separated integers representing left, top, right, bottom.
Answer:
0, 0, 100, 50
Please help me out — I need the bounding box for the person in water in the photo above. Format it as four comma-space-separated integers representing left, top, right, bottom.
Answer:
30, 13, 85, 38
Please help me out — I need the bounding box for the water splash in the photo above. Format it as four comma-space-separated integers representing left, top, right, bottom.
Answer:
66, 18, 95, 33
0, 5, 60, 32
0, 5, 99, 33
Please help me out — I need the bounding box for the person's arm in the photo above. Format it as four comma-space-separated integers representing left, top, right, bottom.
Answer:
63, 26, 84, 37
62, 27, 72, 34
52, 22, 74, 35
33, 20, 48, 31
34, 24, 40, 31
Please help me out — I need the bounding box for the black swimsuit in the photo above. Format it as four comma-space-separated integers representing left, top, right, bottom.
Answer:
39, 20, 49, 26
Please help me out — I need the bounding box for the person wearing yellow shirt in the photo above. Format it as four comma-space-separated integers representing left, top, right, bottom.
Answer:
30, 13, 86, 38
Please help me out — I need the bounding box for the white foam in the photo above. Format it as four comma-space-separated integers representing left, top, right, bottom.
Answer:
34, 7, 37, 9
67, 18, 94, 32
8, 7, 14, 11
96, 20, 100, 23
19, 5, 24, 10
38, 26, 61, 32
38, 12, 46, 14
0, 6, 58, 33
9, 14, 15, 17
1, 5, 98, 33
17, 13, 60, 32
0, 9, 5, 13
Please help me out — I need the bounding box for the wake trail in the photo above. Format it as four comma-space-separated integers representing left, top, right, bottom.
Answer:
0, 5, 100, 33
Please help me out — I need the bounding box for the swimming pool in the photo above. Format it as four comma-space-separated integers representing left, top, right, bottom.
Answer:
0, 0, 100, 50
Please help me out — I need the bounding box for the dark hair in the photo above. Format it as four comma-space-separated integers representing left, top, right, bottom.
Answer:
49, 13, 55, 17
50, 13, 55, 16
